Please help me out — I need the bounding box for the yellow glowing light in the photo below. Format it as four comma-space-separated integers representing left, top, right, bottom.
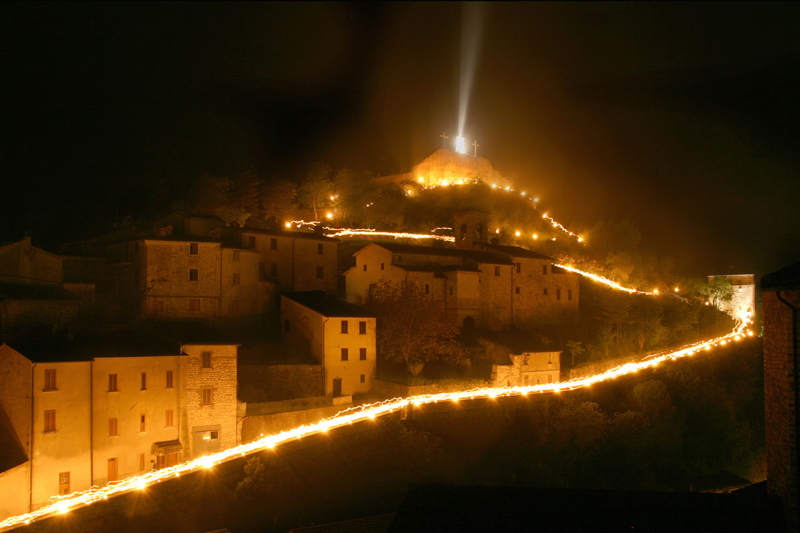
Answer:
505, 186, 511, 191
532, 234, 538, 239
674, 287, 680, 292
441, 180, 450, 186
495, 228, 500, 234
284, 222, 292, 228
654, 289, 660, 295
521, 192, 526, 196
456, 136, 467, 154
326, 213, 334, 220
329, 196, 335, 201
515, 231, 521, 237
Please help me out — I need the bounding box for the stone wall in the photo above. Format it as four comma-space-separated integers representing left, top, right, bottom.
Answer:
371, 379, 482, 399
181, 344, 238, 458
238, 364, 323, 402
762, 286, 799, 532
240, 402, 350, 444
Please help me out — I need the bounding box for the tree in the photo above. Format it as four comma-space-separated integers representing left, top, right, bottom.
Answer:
565, 340, 584, 367
258, 178, 298, 228
299, 162, 332, 220
368, 279, 464, 375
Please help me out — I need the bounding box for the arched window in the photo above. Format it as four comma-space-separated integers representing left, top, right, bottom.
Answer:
460, 223, 467, 240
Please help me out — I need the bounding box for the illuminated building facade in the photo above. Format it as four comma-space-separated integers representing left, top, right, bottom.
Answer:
344, 211, 579, 332
280, 292, 376, 397
374, 148, 512, 189
707, 274, 756, 324
477, 331, 561, 387
0, 340, 238, 520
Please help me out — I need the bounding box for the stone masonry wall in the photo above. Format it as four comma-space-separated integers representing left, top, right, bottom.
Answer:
181, 344, 238, 458
238, 364, 323, 402
762, 288, 799, 532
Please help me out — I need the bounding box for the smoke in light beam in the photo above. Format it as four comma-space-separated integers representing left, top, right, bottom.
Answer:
458, 2, 485, 137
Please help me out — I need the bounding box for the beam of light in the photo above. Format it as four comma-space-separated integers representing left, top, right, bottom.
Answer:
455, 136, 467, 154
554, 264, 659, 295
0, 326, 749, 531
458, 2, 485, 136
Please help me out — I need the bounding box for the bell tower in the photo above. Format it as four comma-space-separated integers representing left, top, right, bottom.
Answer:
453, 208, 490, 250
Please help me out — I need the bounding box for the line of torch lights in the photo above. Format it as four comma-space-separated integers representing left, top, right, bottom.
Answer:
1, 321, 753, 531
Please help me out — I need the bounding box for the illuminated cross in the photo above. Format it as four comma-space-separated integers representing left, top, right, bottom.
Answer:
472, 140, 480, 156
440, 132, 449, 147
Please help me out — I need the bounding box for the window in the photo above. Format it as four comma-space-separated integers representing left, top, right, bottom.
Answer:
259, 262, 266, 279
270, 238, 278, 251
270, 263, 277, 277
548, 353, 553, 364
248, 236, 256, 248
139, 453, 145, 471
359, 321, 367, 335
139, 414, 146, 432
568, 289, 573, 301
425, 283, 430, 294
341, 348, 349, 361
548, 374, 553, 384
516, 263, 521, 273
360, 348, 367, 360
233, 250, 240, 262
515, 287, 521, 294
449, 286, 453, 296
153, 300, 164, 313
202, 389, 213, 405
284, 320, 290, 333
494, 266, 500, 276
108, 458, 118, 482
44, 410, 56, 433
141, 372, 147, 390
380, 263, 385, 270
166, 370, 174, 389
543, 288, 548, 296
59, 472, 70, 495
202, 351, 212, 368
108, 374, 118, 392
189, 299, 200, 312
557, 289, 561, 301
108, 418, 119, 437
189, 268, 199, 281
317, 243, 324, 255
232, 273, 240, 285
360, 374, 366, 384
316, 266, 324, 279
165, 409, 174, 427
543, 265, 548, 275
190, 243, 198, 255
341, 320, 349, 334
44, 369, 57, 391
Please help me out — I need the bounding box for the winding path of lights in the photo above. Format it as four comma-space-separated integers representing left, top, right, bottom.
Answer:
0, 322, 752, 531
554, 264, 658, 295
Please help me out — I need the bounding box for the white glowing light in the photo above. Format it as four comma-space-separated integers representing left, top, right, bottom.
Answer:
326, 213, 334, 220
455, 136, 467, 154
284, 222, 292, 228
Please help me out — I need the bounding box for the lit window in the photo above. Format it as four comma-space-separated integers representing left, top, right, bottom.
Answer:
270, 238, 278, 251
109, 418, 119, 437
232, 273, 240, 285
44, 410, 56, 433
108, 374, 118, 392
189, 269, 199, 281
58, 472, 70, 495
359, 321, 367, 335
341, 321, 349, 334
165, 409, 174, 427
360, 348, 367, 360
202, 351, 212, 368
141, 372, 147, 390
202, 389, 213, 405
341, 348, 349, 361
166, 370, 174, 389
44, 369, 57, 391
190, 243, 198, 255
316, 266, 324, 279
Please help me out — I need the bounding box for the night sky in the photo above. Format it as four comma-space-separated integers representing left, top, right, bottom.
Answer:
3, 2, 798, 278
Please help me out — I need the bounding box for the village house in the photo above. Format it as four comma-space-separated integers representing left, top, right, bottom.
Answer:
476, 331, 562, 387
280, 292, 376, 397
344, 211, 579, 332
0, 337, 238, 520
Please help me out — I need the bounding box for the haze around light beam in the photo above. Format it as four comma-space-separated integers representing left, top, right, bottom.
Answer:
458, 2, 485, 137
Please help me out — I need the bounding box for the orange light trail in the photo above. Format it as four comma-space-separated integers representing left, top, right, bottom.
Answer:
542, 213, 583, 241
554, 264, 658, 295
0, 326, 752, 531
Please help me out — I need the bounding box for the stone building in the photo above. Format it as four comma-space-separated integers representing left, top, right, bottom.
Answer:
0, 236, 82, 343
280, 292, 376, 397
708, 274, 756, 323
477, 331, 561, 387
762, 262, 800, 533
344, 210, 579, 332
0, 337, 238, 521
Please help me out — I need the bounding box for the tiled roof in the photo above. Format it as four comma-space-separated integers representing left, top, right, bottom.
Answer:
283, 291, 375, 318
484, 243, 554, 261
